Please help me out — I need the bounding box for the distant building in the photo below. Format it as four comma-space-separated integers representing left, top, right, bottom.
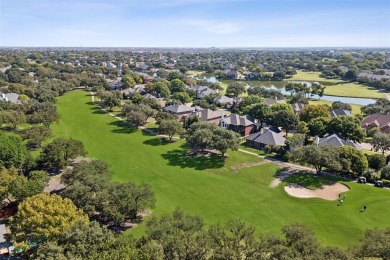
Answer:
264, 98, 286, 106
189, 85, 219, 99
192, 109, 225, 125
163, 105, 197, 120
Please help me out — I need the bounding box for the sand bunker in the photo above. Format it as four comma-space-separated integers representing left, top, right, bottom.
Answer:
284, 183, 350, 200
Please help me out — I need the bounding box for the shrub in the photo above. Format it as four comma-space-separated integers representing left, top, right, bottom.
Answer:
362, 168, 378, 182
381, 165, 390, 180
366, 154, 386, 170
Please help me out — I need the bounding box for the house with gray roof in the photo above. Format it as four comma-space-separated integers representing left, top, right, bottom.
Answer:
316, 134, 361, 150
330, 109, 352, 118
189, 85, 219, 99
264, 98, 286, 106
220, 113, 255, 136
106, 78, 122, 90
192, 109, 225, 125
291, 103, 305, 115
163, 105, 196, 120
246, 127, 286, 148
0, 93, 20, 104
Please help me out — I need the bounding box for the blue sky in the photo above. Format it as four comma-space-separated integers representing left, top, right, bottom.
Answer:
1, 0, 389, 47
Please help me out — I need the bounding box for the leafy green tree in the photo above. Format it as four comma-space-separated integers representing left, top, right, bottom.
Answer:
353, 227, 390, 259
168, 71, 181, 81
126, 110, 148, 127
344, 68, 358, 80
0, 167, 18, 203
291, 145, 341, 174
371, 132, 390, 155
338, 146, 368, 175
212, 128, 241, 156
310, 82, 326, 99
332, 101, 352, 111
158, 119, 183, 141
295, 121, 309, 135
122, 74, 136, 88
268, 110, 298, 136
8, 171, 49, 201
327, 116, 366, 143
226, 82, 246, 97
172, 91, 192, 104
170, 79, 186, 93
37, 138, 87, 169
208, 219, 258, 259
0, 110, 26, 129
299, 104, 330, 123
142, 209, 209, 260
27, 102, 60, 128
282, 223, 322, 258
248, 103, 271, 128
0, 133, 28, 169
10, 194, 89, 252
235, 95, 264, 114
153, 81, 171, 98
366, 154, 386, 170
308, 117, 330, 137
271, 103, 294, 113
286, 133, 306, 150
381, 166, 390, 180
101, 91, 121, 111
22, 126, 52, 148
155, 111, 177, 125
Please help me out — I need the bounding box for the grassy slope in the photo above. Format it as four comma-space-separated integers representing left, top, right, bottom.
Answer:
288, 70, 385, 99
52, 90, 390, 248
308, 99, 362, 115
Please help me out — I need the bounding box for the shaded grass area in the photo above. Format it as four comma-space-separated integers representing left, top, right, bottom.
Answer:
52, 90, 390, 249
282, 173, 342, 190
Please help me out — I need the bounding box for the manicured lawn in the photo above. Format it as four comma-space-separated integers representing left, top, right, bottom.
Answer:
287, 70, 340, 83
186, 70, 205, 76
52, 90, 390, 249
324, 83, 384, 99
308, 99, 362, 115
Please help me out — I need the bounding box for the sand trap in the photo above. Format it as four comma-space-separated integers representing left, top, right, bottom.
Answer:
284, 183, 350, 200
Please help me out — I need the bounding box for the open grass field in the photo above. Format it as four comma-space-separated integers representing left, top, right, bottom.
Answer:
324, 83, 385, 99
287, 70, 340, 83
52, 90, 390, 249
287, 70, 385, 99
308, 99, 362, 115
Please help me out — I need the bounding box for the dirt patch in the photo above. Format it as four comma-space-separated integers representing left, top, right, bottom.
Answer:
230, 161, 265, 170
284, 183, 350, 200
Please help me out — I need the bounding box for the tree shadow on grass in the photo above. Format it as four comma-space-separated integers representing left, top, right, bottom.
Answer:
282, 173, 340, 189
143, 137, 171, 146
161, 149, 225, 170
108, 120, 137, 134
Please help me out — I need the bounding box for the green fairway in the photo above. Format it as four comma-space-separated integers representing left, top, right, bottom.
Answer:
287, 70, 385, 99
288, 70, 340, 83
52, 90, 390, 248
324, 83, 384, 99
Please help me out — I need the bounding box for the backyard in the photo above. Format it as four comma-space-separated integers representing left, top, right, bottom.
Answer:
52, 90, 390, 249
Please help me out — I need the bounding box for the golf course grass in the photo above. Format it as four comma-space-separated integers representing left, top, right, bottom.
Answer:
52, 90, 390, 249
287, 70, 385, 99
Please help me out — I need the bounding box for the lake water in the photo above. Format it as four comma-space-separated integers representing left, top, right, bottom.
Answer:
194, 75, 376, 106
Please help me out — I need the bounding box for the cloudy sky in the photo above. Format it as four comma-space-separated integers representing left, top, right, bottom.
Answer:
1, 0, 389, 47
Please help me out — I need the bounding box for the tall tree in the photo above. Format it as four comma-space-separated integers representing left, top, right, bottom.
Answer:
291, 145, 341, 174
0, 110, 26, 129
158, 119, 183, 141
10, 194, 89, 252
299, 104, 330, 123
0, 133, 28, 169
327, 116, 366, 143
371, 132, 390, 155
268, 110, 299, 136
226, 82, 246, 97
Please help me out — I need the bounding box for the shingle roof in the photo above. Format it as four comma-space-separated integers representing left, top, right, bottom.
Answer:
214, 95, 234, 104
330, 109, 352, 118
246, 128, 286, 146
164, 105, 195, 114
317, 134, 361, 150
222, 113, 254, 126
195, 109, 225, 121
362, 114, 390, 132
264, 98, 286, 106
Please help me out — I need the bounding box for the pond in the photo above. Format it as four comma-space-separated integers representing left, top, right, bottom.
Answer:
194, 75, 376, 106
